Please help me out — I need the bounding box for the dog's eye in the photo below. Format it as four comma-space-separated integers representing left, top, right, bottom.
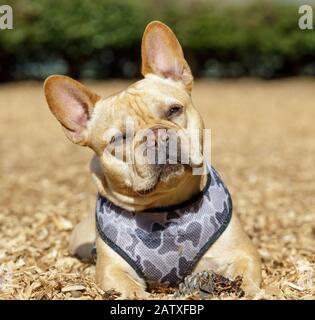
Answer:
167, 104, 182, 118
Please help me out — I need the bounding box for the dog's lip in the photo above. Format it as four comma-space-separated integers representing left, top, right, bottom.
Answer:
135, 172, 160, 196
136, 185, 157, 195
134, 163, 189, 196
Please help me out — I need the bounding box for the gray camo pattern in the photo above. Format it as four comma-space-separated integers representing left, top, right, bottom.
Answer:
96, 165, 232, 288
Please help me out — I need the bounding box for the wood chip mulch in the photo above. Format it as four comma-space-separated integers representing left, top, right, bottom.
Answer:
0, 79, 314, 300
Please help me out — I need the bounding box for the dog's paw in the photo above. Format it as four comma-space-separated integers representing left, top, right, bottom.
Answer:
224, 257, 262, 298
97, 270, 148, 300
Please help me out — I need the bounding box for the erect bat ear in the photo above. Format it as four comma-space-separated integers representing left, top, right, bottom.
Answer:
141, 21, 193, 92
44, 75, 100, 145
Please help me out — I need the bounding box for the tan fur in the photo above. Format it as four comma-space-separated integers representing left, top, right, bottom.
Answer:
44, 21, 262, 299
95, 235, 147, 299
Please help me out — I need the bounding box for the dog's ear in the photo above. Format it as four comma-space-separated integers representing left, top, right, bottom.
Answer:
141, 21, 193, 91
44, 75, 100, 145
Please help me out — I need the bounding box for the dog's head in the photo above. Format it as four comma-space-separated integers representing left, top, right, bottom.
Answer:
44, 21, 205, 209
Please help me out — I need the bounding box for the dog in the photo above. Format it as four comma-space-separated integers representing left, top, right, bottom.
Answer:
44, 21, 262, 299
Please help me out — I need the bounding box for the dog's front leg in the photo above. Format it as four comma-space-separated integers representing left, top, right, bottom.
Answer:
195, 214, 262, 297
95, 235, 147, 299
69, 212, 96, 261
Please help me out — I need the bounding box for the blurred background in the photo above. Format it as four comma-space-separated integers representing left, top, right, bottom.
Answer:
1, 0, 315, 82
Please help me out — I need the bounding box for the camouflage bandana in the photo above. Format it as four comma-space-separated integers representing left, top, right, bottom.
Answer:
95, 165, 232, 288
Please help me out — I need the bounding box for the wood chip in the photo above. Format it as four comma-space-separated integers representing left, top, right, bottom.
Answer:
52, 216, 73, 231
61, 285, 86, 293
286, 282, 305, 292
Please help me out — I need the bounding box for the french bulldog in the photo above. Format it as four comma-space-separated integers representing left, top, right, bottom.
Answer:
44, 21, 261, 299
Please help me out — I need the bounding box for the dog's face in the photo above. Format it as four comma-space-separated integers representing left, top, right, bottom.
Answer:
44, 21, 204, 207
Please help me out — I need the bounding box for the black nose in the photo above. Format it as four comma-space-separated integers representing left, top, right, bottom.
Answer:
155, 130, 178, 165
143, 128, 187, 165
143, 128, 169, 165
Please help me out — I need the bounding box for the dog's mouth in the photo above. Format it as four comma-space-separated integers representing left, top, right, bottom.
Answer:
135, 163, 187, 196
137, 186, 156, 195
134, 169, 161, 196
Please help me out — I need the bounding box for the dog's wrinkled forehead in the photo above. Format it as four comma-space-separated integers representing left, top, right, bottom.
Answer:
130, 74, 190, 103
91, 75, 191, 131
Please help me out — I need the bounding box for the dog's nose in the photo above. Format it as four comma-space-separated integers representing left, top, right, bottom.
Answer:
151, 127, 168, 145
142, 127, 171, 165
145, 127, 168, 148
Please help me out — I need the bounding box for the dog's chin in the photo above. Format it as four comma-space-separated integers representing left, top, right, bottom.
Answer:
136, 186, 157, 195
159, 163, 186, 182
135, 164, 186, 195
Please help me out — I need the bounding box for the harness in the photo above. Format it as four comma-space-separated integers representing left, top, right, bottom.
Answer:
95, 165, 232, 288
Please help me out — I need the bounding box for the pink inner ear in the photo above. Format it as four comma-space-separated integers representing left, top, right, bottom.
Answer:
155, 51, 182, 79
57, 84, 90, 132
148, 33, 183, 80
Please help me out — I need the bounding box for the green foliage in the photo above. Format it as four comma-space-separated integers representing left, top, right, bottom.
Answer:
0, 0, 314, 80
